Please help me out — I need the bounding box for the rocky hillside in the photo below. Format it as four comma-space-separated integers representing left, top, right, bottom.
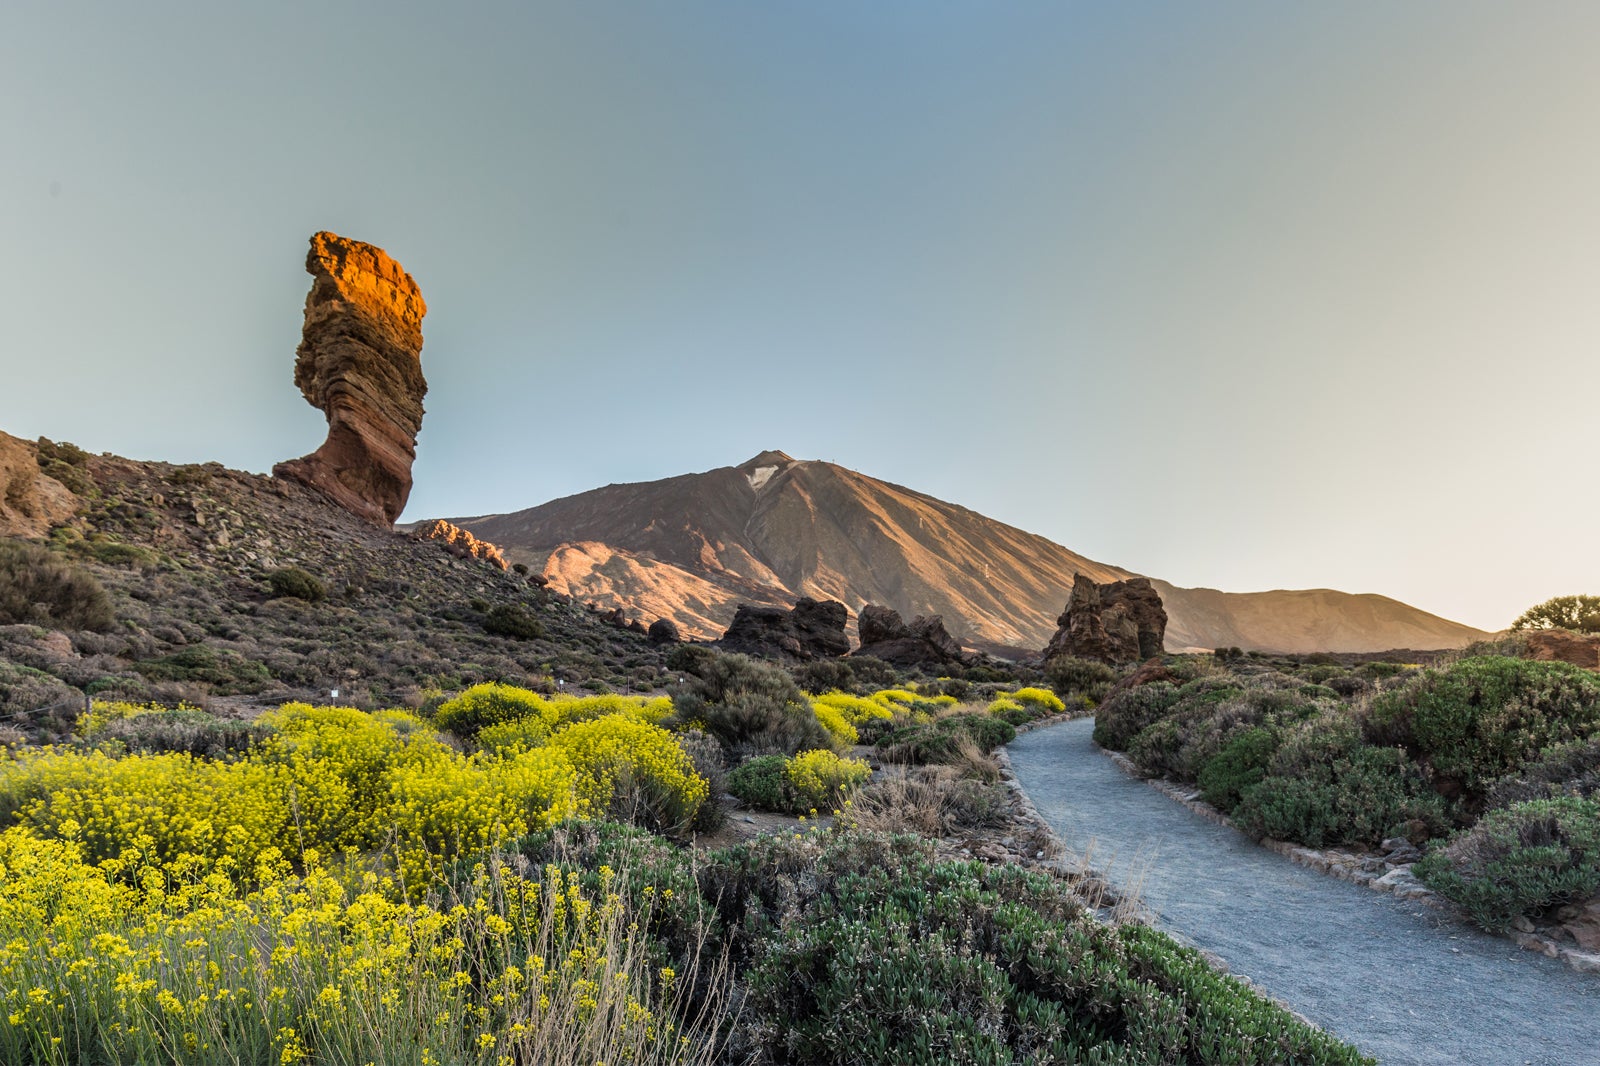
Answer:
452, 451, 1487, 656
0, 430, 668, 742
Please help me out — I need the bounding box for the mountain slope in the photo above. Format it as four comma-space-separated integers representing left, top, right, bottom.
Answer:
453, 452, 1488, 655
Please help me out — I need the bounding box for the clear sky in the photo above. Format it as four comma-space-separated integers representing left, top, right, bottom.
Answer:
3, 2, 1597, 631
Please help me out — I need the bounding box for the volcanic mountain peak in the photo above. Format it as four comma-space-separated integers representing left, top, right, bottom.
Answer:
448, 453, 1489, 656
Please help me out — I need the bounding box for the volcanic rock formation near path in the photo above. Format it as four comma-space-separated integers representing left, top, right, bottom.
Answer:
1043, 575, 1169, 665
274, 232, 427, 527
448, 451, 1490, 655
855, 605, 969, 667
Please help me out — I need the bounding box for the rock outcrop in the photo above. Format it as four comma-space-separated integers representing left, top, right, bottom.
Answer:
1522, 629, 1600, 670
648, 618, 682, 645
409, 519, 507, 570
0, 432, 79, 538
274, 232, 427, 527
718, 597, 850, 661
854, 604, 967, 667
1044, 575, 1168, 665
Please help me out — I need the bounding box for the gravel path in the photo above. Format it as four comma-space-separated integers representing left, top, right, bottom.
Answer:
1008, 718, 1600, 1066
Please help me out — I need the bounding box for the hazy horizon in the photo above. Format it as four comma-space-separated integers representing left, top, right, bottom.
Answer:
5, 3, 1598, 631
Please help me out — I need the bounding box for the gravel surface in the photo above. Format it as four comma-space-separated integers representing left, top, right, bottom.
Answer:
1009, 718, 1600, 1066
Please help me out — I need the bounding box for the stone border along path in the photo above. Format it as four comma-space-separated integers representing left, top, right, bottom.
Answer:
1005, 717, 1600, 1066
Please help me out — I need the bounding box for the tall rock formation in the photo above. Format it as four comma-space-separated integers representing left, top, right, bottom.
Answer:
274, 232, 427, 526
1044, 575, 1168, 665
0, 432, 80, 538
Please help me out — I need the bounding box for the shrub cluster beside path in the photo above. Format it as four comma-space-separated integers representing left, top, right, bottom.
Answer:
1009, 717, 1600, 1066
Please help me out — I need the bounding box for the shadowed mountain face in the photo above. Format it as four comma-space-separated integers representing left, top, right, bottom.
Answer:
452, 451, 1487, 655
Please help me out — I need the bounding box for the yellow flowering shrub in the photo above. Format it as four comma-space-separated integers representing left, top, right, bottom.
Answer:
551, 717, 709, 834
1008, 687, 1066, 713
811, 702, 860, 748
477, 717, 552, 755
77, 699, 188, 737
434, 682, 550, 737
812, 691, 894, 725
783, 750, 871, 812
988, 697, 1026, 716
0, 828, 704, 1066
546, 693, 674, 729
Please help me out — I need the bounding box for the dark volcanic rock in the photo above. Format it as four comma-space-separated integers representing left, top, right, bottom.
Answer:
718, 597, 849, 661
274, 232, 427, 527
648, 618, 682, 645
1044, 575, 1168, 665
854, 604, 967, 667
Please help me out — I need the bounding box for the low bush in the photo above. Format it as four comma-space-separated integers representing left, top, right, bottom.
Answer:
483, 602, 544, 639
1197, 727, 1279, 812
1008, 686, 1066, 713
131, 645, 271, 694
876, 713, 1015, 766
434, 681, 547, 737
266, 565, 326, 602
708, 829, 1369, 1065
670, 650, 829, 756
1092, 680, 1180, 750
80, 702, 267, 759
1485, 737, 1600, 810
0, 539, 115, 632
1416, 797, 1600, 931
551, 715, 709, 834
811, 700, 860, 748
1045, 655, 1117, 703
728, 750, 871, 814
1366, 656, 1600, 811
1232, 724, 1449, 848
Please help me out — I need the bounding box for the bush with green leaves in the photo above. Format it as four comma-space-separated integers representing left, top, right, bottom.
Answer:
131, 646, 270, 695
728, 750, 870, 814
668, 649, 829, 757
266, 566, 326, 603
80, 703, 268, 759
710, 829, 1370, 1066
1485, 737, 1600, 810
1092, 680, 1180, 751
483, 602, 543, 640
876, 713, 1015, 766
1366, 656, 1600, 810
1416, 797, 1600, 932
1197, 727, 1280, 812
1232, 716, 1449, 847
1126, 684, 1322, 783
0, 539, 115, 632
1045, 655, 1117, 704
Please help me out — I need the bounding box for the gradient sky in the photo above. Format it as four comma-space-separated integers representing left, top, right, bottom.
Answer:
3, 2, 1597, 631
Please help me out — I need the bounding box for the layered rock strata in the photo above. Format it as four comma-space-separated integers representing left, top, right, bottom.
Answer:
274, 232, 427, 526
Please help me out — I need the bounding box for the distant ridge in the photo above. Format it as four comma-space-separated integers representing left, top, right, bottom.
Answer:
451, 452, 1488, 655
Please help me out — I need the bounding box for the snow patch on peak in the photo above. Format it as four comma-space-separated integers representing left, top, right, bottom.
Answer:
747, 465, 778, 491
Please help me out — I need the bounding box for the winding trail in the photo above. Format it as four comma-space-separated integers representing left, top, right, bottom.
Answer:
1008, 718, 1600, 1066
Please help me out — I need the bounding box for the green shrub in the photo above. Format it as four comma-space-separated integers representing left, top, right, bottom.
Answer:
670, 650, 829, 757
1416, 797, 1600, 932
483, 602, 544, 640
1092, 681, 1179, 750
1197, 728, 1280, 812
1233, 741, 1449, 848
0, 539, 115, 632
266, 566, 326, 603
1045, 656, 1117, 703
727, 754, 790, 811
132, 646, 270, 695
1511, 594, 1600, 634
83, 705, 268, 759
1485, 737, 1600, 810
876, 713, 1015, 766
1366, 656, 1600, 809
710, 829, 1370, 1066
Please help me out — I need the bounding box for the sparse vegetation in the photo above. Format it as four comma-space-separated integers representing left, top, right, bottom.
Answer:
0, 538, 115, 631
